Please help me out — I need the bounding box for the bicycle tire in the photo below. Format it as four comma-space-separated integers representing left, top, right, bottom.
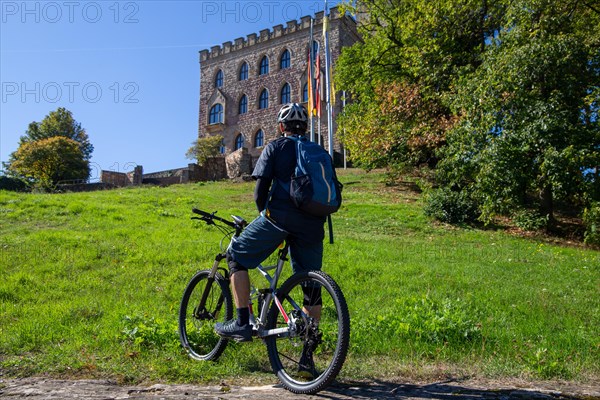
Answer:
265, 270, 350, 394
178, 270, 233, 361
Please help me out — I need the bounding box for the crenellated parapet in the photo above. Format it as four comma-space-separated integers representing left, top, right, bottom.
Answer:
199, 7, 344, 62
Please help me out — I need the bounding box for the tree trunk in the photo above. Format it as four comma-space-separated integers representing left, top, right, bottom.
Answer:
539, 184, 555, 228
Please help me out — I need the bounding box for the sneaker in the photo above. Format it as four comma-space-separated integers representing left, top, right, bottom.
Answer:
214, 319, 252, 342
297, 347, 318, 379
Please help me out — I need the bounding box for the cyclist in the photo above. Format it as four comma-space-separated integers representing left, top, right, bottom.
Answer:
215, 103, 325, 376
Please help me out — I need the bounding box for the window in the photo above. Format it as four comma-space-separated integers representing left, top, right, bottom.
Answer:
281, 83, 291, 104
209, 103, 223, 124
280, 49, 290, 69
259, 89, 269, 109
239, 62, 249, 81
254, 130, 264, 147
239, 95, 248, 115
259, 56, 269, 75
215, 70, 223, 88
235, 134, 244, 150
302, 82, 309, 103
219, 138, 226, 154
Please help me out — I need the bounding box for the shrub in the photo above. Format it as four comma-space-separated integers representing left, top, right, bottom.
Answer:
583, 202, 600, 246
513, 209, 549, 231
424, 187, 480, 223
0, 176, 28, 192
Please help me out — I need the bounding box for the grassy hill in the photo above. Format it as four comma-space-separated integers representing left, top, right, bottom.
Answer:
1, 169, 598, 385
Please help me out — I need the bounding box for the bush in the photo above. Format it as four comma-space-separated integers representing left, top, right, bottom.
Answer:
513, 209, 549, 231
583, 202, 600, 246
424, 187, 480, 223
0, 176, 28, 192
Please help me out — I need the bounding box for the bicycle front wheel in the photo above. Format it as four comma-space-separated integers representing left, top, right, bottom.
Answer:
265, 270, 350, 394
178, 270, 233, 361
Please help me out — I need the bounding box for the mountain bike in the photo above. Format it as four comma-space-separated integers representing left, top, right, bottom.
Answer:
178, 208, 350, 394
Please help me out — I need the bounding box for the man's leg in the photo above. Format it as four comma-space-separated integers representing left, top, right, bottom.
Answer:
289, 239, 324, 377
289, 239, 323, 321
231, 270, 250, 309
215, 213, 287, 341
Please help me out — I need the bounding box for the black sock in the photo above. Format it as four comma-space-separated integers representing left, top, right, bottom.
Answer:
236, 307, 249, 326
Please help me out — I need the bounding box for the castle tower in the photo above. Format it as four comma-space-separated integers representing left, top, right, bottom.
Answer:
198, 7, 359, 165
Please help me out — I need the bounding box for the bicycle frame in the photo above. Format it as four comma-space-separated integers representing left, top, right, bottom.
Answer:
199, 240, 304, 340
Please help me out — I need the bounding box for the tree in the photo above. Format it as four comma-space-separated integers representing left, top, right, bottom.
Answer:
336, 0, 505, 171
17, 107, 93, 160
186, 135, 223, 166
338, 0, 599, 230
6, 108, 92, 187
9, 136, 89, 188
439, 0, 600, 224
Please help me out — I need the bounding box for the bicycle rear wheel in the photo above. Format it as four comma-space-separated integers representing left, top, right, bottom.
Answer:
265, 270, 350, 394
178, 270, 233, 361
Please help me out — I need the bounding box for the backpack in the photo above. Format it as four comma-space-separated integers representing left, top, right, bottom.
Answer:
281, 136, 343, 217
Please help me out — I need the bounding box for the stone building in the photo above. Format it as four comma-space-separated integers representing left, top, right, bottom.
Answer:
198, 7, 359, 168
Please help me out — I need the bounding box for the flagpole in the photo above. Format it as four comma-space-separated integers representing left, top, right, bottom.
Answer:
343, 90, 347, 169
323, 0, 334, 159
309, 17, 315, 143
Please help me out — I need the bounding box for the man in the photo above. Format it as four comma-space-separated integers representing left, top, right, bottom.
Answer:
214, 104, 325, 367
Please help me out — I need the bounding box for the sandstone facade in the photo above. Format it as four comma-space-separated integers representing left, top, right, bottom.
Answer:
198, 7, 359, 168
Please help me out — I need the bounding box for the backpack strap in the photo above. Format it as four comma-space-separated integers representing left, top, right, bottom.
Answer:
327, 214, 334, 244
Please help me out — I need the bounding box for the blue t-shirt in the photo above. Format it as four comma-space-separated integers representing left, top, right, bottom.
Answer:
252, 136, 325, 245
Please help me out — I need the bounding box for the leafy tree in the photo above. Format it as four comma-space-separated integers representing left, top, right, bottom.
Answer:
338, 0, 599, 231
440, 0, 600, 224
9, 136, 89, 189
6, 108, 93, 187
16, 107, 93, 160
336, 0, 505, 171
186, 135, 223, 166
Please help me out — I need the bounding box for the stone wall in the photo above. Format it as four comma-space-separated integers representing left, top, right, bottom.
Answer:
100, 161, 230, 188
101, 170, 133, 187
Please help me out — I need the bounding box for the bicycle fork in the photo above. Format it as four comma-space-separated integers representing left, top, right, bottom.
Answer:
194, 254, 227, 320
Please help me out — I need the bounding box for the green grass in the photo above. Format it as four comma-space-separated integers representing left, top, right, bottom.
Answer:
1, 169, 598, 384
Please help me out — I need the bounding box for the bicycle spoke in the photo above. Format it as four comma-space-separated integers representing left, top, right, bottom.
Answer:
179, 270, 233, 361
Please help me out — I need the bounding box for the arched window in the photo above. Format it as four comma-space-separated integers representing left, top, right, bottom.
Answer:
239, 62, 249, 81
302, 82, 309, 103
239, 94, 248, 115
215, 70, 223, 88
254, 129, 264, 148
219, 138, 226, 154
280, 83, 291, 104
209, 103, 223, 124
259, 89, 269, 109
235, 134, 244, 150
280, 49, 291, 69
259, 56, 269, 76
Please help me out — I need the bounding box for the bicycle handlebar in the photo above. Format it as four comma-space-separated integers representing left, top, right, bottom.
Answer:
192, 208, 246, 232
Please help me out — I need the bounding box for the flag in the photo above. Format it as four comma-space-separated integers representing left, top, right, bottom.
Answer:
307, 49, 314, 116
315, 48, 321, 118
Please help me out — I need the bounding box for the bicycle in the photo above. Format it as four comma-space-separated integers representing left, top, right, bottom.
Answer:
178, 208, 350, 394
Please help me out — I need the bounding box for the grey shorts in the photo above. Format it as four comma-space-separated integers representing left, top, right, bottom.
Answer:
227, 212, 323, 274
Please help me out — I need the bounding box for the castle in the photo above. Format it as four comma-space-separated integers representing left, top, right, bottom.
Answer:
198, 7, 359, 168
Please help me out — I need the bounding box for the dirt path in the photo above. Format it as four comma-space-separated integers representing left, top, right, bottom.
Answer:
1, 377, 599, 399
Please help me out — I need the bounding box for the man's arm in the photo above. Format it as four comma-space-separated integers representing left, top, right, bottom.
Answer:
254, 177, 272, 212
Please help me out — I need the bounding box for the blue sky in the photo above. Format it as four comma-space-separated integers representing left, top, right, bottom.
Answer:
1, 0, 342, 180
